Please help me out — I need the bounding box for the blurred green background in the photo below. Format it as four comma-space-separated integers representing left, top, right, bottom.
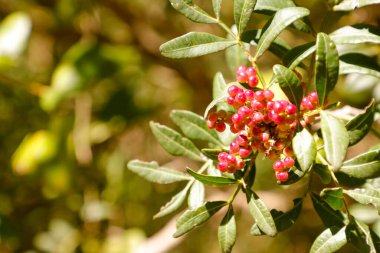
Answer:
0, 0, 379, 252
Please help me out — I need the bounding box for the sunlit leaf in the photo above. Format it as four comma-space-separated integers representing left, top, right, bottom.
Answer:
311, 193, 346, 228
169, 0, 217, 23
332, 0, 380, 11
170, 110, 223, 147
247, 190, 277, 236
160, 32, 236, 59
174, 201, 227, 237
320, 111, 349, 170
127, 160, 191, 184
254, 7, 310, 60
218, 205, 236, 253
315, 33, 339, 107
346, 99, 376, 146
321, 187, 344, 210
212, 72, 235, 112
310, 227, 347, 253
344, 188, 380, 213
154, 187, 190, 218
186, 168, 237, 186
188, 180, 205, 210
226, 44, 250, 77
150, 122, 204, 162
251, 198, 303, 235
212, 0, 223, 19
273, 64, 303, 108
339, 148, 380, 179
234, 0, 257, 35
330, 24, 380, 44
292, 128, 317, 172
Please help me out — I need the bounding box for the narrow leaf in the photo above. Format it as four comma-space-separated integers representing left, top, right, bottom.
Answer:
284, 42, 314, 69
188, 180, 205, 210
273, 64, 303, 108
234, 0, 257, 35
315, 33, 339, 107
169, 0, 217, 23
226, 44, 250, 77
212, 72, 234, 112
313, 164, 332, 184
320, 111, 349, 170
293, 128, 317, 172
154, 187, 189, 218
247, 190, 277, 236
339, 54, 380, 79
218, 205, 237, 253
321, 187, 344, 210
340, 61, 380, 79
340, 148, 380, 179
310, 227, 347, 253
212, 0, 223, 19
346, 219, 377, 253
150, 121, 204, 162
170, 110, 223, 147
160, 32, 236, 59
187, 168, 237, 187
254, 7, 310, 60
251, 198, 303, 235
330, 24, 380, 45
127, 160, 191, 184
332, 0, 380, 11
346, 99, 376, 146
344, 188, 380, 213
311, 193, 346, 228
174, 201, 227, 237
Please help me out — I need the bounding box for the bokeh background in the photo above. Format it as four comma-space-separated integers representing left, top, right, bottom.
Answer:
0, 0, 379, 252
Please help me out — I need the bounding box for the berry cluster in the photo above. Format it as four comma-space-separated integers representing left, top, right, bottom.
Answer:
300, 91, 320, 127
207, 66, 301, 182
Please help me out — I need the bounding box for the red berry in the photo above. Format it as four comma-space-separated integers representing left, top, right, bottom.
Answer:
236, 159, 245, 170
260, 132, 269, 142
218, 161, 228, 172
273, 160, 284, 171
244, 90, 255, 101
206, 119, 215, 128
276, 171, 289, 182
238, 106, 251, 118
246, 67, 257, 76
228, 85, 240, 97
230, 141, 240, 153
248, 75, 258, 88
232, 113, 243, 125
236, 134, 248, 146
309, 92, 318, 103
251, 100, 265, 111
273, 101, 285, 114
239, 148, 251, 158
263, 90, 274, 100
236, 66, 247, 75
235, 92, 246, 104
215, 121, 226, 132
218, 152, 228, 161
237, 72, 248, 83
283, 147, 294, 157
283, 157, 295, 168
226, 154, 236, 164
227, 96, 235, 105
253, 112, 264, 123
285, 104, 297, 114
254, 90, 265, 101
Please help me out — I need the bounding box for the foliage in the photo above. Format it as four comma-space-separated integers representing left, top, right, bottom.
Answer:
127, 0, 380, 252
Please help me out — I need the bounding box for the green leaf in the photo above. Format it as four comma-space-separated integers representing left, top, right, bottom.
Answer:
320, 111, 349, 170
150, 121, 204, 162
186, 168, 237, 187
247, 190, 277, 236
212, 0, 223, 19
292, 128, 317, 172
330, 24, 380, 45
311, 193, 346, 228
127, 160, 191, 184
170, 110, 223, 147
218, 205, 237, 253
251, 198, 303, 235
273, 64, 303, 108
212, 72, 235, 112
241, 29, 291, 59
339, 55, 380, 79
346, 219, 377, 253
169, 0, 217, 23
335, 172, 366, 187
339, 148, 380, 179
254, 0, 312, 33
254, 7, 310, 60
313, 164, 332, 184
315, 33, 339, 107
234, 0, 257, 35
188, 180, 205, 210
154, 187, 189, 218
321, 187, 344, 210
174, 201, 227, 237
201, 148, 224, 160
225, 44, 250, 77
332, 0, 380, 11
310, 227, 347, 253
346, 99, 376, 146
283, 42, 314, 69
344, 188, 380, 214
160, 32, 236, 59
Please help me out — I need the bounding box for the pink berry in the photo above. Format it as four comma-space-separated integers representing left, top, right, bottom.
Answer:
263, 90, 274, 100
273, 160, 284, 172
230, 141, 240, 153
235, 92, 246, 104
273, 101, 285, 114
248, 75, 258, 88
283, 157, 295, 168
236, 66, 247, 75
232, 113, 243, 125
218, 161, 228, 172
227, 96, 235, 105
254, 90, 265, 101
246, 67, 257, 76
251, 100, 265, 111
236, 135, 248, 146
226, 154, 236, 164
239, 148, 251, 158
218, 152, 228, 161
206, 119, 215, 128
286, 104, 297, 114
228, 85, 240, 97
276, 171, 289, 182
237, 72, 248, 83
236, 159, 245, 170
309, 92, 318, 103
244, 90, 255, 101
260, 132, 269, 142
